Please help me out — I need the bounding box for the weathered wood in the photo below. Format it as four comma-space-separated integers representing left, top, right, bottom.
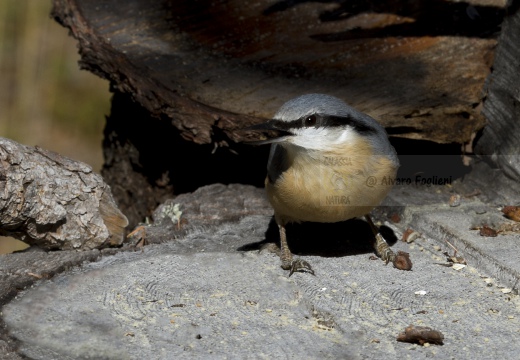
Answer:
51, 0, 508, 225
0, 246, 128, 359
51, 0, 505, 145
4, 181, 520, 359
0, 184, 273, 358
101, 92, 269, 227
476, 1, 520, 181
0, 137, 128, 250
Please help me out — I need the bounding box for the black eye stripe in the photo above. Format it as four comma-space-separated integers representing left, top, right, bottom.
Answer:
270, 113, 377, 133
322, 115, 376, 133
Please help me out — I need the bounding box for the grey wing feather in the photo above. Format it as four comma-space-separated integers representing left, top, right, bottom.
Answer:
267, 144, 289, 184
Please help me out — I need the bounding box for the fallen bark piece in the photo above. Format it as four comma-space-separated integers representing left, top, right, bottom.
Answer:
397, 325, 444, 345
479, 225, 498, 237
0, 137, 128, 250
502, 206, 520, 222
444, 240, 467, 265
402, 228, 421, 243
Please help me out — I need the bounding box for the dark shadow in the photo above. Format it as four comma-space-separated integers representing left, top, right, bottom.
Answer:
264, 0, 504, 40
103, 92, 269, 195
238, 216, 398, 258
104, 92, 475, 229
390, 137, 472, 182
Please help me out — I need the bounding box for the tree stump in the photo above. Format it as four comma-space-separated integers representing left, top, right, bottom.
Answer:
4, 3, 520, 358
51, 0, 507, 227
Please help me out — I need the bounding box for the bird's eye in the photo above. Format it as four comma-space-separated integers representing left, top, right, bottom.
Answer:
305, 115, 317, 127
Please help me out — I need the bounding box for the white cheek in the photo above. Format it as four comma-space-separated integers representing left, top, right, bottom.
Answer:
289, 128, 357, 151
289, 131, 315, 148
336, 129, 355, 144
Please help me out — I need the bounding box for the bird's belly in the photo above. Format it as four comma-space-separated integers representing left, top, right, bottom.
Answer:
266, 160, 397, 223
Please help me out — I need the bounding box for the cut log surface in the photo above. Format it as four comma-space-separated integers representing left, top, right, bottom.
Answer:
4, 181, 520, 359
52, 0, 506, 144
477, 2, 520, 180
0, 137, 128, 250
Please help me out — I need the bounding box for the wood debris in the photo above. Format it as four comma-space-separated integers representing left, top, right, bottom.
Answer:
397, 325, 444, 345
389, 213, 401, 223
443, 241, 467, 265
496, 222, 520, 234
449, 194, 461, 207
402, 228, 421, 243
127, 225, 148, 248
472, 222, 520, 236
502, 206, 520, 222
479, 225, 498, 237
435, 240, 467, 269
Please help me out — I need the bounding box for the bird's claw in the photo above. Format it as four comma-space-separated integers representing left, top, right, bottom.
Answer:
287, 259, 315, 277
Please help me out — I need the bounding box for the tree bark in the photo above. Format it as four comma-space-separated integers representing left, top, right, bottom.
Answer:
51, 0, 504, 145
476, 1, 520, 181
50, 0, 507, 226
0, 137, 128, 250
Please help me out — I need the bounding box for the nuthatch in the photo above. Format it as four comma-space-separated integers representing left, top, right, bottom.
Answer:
248, 94, 404, 275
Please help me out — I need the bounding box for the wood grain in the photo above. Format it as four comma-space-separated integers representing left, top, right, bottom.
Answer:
52, 0, 506, 144
476, 2, 520, 180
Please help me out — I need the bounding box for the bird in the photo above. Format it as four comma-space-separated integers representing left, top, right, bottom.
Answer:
247, 94, 407, 275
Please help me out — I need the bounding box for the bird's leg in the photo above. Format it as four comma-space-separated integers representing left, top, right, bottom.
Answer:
364, 214, 396, 264
278, 222, 314, 276
364, 214, 413, 270
278, 223, 292, 268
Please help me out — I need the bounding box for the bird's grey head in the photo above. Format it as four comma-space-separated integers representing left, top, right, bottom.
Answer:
253, 94, 395, 158
275, 94, 365, 123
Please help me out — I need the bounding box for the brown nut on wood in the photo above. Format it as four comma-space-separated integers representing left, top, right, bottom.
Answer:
393, 251, 413, 271
397, 325, 444, 345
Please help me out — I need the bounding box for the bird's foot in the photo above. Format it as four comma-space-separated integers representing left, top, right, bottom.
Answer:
282, 258, 315, 277
375, 233, 412, 270
374, 233, 393, 264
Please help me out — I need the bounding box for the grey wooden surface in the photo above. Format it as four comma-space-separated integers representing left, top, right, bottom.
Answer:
2, 177, 520, 359
477, 3, 520, 181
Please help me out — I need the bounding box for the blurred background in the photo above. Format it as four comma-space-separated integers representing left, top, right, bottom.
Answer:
0, 0, 111, 253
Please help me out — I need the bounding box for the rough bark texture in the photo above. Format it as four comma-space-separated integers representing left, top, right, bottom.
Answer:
0, 184, 274, 359
51, 0, 504, 145
101, 92, 269, 227
476, 1, 520, 180
50, 0, 507, 226
0, 137, 128, 250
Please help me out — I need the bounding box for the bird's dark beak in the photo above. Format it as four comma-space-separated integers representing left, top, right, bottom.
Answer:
242, 120, 292, 145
